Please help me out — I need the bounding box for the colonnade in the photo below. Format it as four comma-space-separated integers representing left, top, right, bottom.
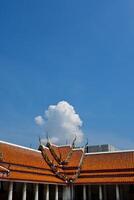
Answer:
63, 184, 122, 200
83, 185, 120, 200
7, 182, 52, 200
82, 185, 120, 200
6, 182, 133, 200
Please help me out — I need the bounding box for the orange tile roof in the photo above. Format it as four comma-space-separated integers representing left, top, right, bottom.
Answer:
39, 143, 84, 183
76, 151, 134, 184
82, 151, 134, 171
0, 141, 134, 185
65, 149, 84, 167
47, 144, 72, 162
0, 142, 64, 184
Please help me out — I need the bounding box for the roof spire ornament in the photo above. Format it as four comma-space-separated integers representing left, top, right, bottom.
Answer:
84, 138, 88, 153
38, 136, 42, 145
72, 135, 77, 148
46, 132, 51, 147
85, 138, 88, 147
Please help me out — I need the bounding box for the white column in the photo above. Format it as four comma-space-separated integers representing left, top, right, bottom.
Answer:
99, 185, 103, 200
63, 186, 67, 200
46, 185, 49, 200
8, 182, 13, 200
55, 185, 58, 200
83, 185, 86, 200
35, 184, 38, 200
63, 186, 71, 200
22, 183, 27, 200
70, 185, 74, 200
116, 185, 120, 200
63, 186, 66, 200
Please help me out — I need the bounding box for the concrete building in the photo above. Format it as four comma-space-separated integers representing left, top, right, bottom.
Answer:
85, 144, 119, 153
0, 140, 134, 200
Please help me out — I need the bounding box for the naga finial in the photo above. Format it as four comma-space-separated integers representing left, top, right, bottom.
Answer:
72, 135, 77, 148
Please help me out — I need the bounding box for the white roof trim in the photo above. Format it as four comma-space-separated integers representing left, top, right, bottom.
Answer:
0, 140, 41, 153
73, 147, 84, 152
50, 143, 72, 148
85, 149, 134, 155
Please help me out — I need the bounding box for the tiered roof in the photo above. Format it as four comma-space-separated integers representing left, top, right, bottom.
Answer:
0, 141, 63, 184
39, 143, 84, 183
77, 151, 134, 184
0, 141, 134, 184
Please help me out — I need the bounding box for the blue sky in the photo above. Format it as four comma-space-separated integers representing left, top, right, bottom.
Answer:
0, 0, 134, 149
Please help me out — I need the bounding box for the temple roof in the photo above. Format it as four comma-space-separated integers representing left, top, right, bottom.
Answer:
0, 140, 134, 184
0, 141, 64, 184
77, 151, 134, 184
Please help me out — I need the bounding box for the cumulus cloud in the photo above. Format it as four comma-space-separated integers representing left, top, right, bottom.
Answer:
34, 101, 84, 145
35, 116, 44, 126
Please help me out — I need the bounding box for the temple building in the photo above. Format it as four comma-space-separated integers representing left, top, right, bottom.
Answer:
0, 140, 134, 200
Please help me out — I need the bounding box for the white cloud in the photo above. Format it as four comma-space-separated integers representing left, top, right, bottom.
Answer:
41, 137, 59, 144
34, 116, 44, 126
34, 101, 84, 145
